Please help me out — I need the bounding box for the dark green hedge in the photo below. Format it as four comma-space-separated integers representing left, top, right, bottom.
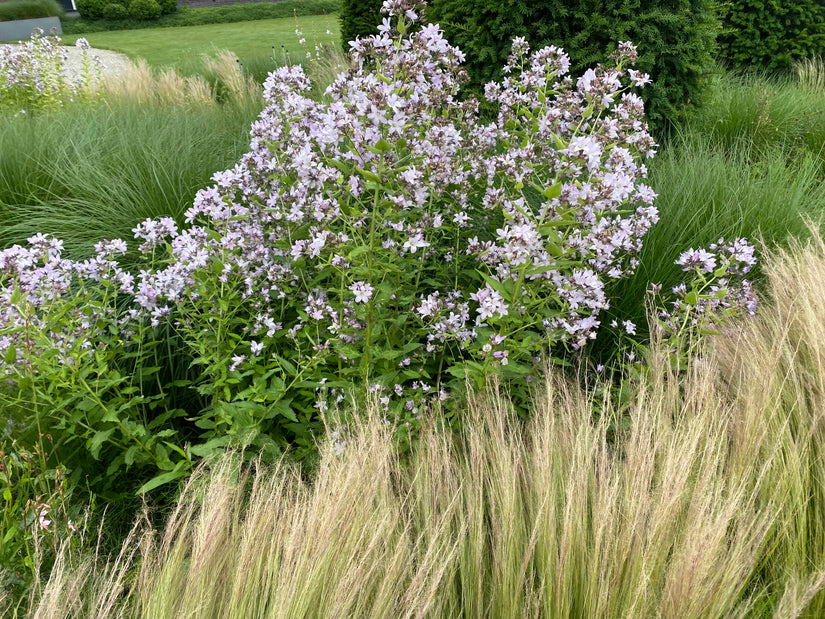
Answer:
63, 0, 340, 34
426, 0, 720, 133
0, 0, 63, 22
75, 0, 172, 21
718, 0, 825, 73
339, 0, 381, 50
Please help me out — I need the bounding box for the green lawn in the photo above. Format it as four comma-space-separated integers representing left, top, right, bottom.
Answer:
61, 14, 340, 71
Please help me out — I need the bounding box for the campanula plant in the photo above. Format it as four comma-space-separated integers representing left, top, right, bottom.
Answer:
0, 0, 757, 479
125, 0, 660, 430
0, 29, 102, 113
2, 0, 663, 463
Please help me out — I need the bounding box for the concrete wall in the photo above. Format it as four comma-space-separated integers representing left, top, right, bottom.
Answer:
0, 16, 62, 42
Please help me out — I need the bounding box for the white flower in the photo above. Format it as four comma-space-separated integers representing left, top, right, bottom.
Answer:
350, 281, 375, 303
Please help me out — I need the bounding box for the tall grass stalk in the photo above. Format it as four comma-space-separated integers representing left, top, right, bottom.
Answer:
22, 233, 825, 617
685, 72, 825, 155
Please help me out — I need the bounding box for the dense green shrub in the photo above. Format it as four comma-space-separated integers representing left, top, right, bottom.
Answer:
427, 0, 719, 132
77, 0, 172, 21
75, 0, 109, 20
0, 0, 63, 22
339, 0, 381, 50
157, 0, 175, 15
64, 0, 341, 33
101, 1, 127, 19
127, 0, 161, 19
718, 0, 825, 73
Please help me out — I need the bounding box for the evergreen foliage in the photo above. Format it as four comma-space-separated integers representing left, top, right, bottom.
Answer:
426, 0, 719, 132
718, 0, 825, 73
76, 0, 173, 22
64, 0, 340, 34
339, 0, 381, 51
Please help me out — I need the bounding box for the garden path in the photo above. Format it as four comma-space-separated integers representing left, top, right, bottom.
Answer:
3, 43, 132, 80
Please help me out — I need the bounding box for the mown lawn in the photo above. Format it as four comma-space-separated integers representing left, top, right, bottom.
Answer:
60, 14, 340, 71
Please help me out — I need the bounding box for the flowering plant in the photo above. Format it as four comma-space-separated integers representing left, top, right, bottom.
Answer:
651, 237, 758, 354
120, 0, 658, 429
0, 235, 192, 494
0, 29, 103, 113
1, 0, 662, 465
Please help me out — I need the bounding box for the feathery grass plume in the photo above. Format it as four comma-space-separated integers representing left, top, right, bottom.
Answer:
711, 226, 825, 616
795, 56, 825, 92
155, 68, 191, 106
102, 59, 219, 107
200, 50, 260, 107
100, 59, 157, 105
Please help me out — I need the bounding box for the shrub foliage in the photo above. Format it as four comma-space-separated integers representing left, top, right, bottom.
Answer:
426, 0, 719, 131
76, 0, 173, 21
717, 0, 825, 73
65, 0, 340, 33
0, 0, 662, 491
339, 0, 381, 51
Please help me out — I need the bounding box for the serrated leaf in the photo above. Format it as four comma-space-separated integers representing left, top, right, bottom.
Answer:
271, 399, 298, 423
123, 445, 140, 467
89, 428, 114, 460
189, 435, 233, 458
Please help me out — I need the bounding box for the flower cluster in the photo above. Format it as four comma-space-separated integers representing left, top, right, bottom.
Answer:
653, 237, 758, 338
0, 29, 103, 113
0, 234, 132, 370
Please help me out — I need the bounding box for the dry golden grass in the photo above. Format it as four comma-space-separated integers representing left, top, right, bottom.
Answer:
22, 232, 825, 618
101, 52, 260, 108
795, 55, 825, 91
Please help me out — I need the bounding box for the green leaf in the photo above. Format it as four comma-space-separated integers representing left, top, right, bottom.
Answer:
3, 346, 15, 364
347, 245, 371, 261
478, 271, 511, 299
123, 445, 140, 467
328, 159, 352, 175
356, 167, 381, 184
189, 435, 233, 458
270, 399, 298, 423
88, 428, 115, 460
685, 290, 699, 306
137, 462, 190, 495
374, 137, 393, 152
3, 487, 11, 502
445, 365, 471, 379
543, 182, 562, 199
